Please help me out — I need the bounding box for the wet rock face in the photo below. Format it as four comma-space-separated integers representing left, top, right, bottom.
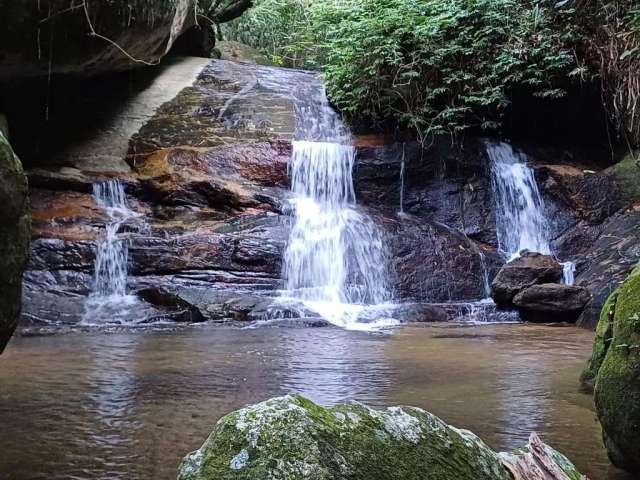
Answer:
15, 55, 639, 327
512, 284, 591, 322
22, 59, 302, 326
356, 138, 497, 245
573, 208, 640, 329
381, 214, 500, 302
177, 395, 584, 480
585, 263, 640, 474
490, 253, 563, 307
0, 132, 30, 352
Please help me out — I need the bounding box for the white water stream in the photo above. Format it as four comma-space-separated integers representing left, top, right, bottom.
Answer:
84, 179, 141, 324
487, 142, 575, 284
281, 85, 394, 330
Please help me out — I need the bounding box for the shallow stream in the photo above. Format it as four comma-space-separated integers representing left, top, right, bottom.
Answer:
0, 323, 631, 480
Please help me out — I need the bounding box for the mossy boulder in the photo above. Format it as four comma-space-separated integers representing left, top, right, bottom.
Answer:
607, 152, 640, 205
580, 291, 617, 391
589, 262, 640, 474
0, 131, 30, 352
178, 395, 584, 480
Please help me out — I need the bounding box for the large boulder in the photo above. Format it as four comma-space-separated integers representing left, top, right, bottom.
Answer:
0, 131, 30, 352
580, 292, 616, 392
491, 252, 563, 307
0, 1, 253, 80
177, 395, 584, 480
512, 284, 591, 323
587, 263, 640, 474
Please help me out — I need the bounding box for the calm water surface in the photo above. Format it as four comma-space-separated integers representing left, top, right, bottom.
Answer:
0, 323, 631, 480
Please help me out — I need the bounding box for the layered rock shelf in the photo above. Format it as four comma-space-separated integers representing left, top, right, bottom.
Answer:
5, 57, 636, 328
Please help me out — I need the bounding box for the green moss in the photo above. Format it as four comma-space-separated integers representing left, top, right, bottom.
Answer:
594, 262, 640, 474
0, 131, 30, 353
580, 291, 617, 390
178, 395, 584, 480
607, 152, 640, 204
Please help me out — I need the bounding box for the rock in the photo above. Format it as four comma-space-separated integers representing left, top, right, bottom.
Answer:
0, 132, 30, 352
216, 40, 273, 65
512, 283, 591, 322
0, 1, 252, 80
580, 291, 616, 392
137, 287, 206, 323
606, 152, 640, 206
386, 303, 450, 323
385, 214, 501, 302
177, 395, 585, 480
355, 138, 497, 245
589, 263, 640, 474
573, 207, 640, 329
491, 252, 563, 307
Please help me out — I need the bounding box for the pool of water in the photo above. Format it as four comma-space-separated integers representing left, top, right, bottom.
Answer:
0, 323, 631, 480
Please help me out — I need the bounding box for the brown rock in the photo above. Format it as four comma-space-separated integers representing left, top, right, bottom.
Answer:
512, 283, 591, 322
491, 252, 563, 307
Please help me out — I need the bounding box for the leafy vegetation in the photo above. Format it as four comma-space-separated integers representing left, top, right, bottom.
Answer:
575, 0, 640, 148
226, 0, 640, 146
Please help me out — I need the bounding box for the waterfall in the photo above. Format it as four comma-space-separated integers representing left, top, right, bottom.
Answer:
487, 142, 575, 285
84, 179, 140, 324
488, 142, 551, 259
281, 84, 393, 329
562, 261, 576, 286
478, 251, 491, 298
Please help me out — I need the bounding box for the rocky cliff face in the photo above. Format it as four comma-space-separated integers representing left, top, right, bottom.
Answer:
0, 0, 252, 80
0, 130, 30, 352
9, 56, 640, 329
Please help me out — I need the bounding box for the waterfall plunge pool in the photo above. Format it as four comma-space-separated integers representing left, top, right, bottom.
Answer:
0, 323, 631, 480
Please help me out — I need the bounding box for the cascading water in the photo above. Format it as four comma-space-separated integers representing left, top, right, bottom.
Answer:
488, 142, 551, 259
281, 84, 394, 329
399, 143, 406, 215
487, 142, 575, 285
84, 179, 140, 324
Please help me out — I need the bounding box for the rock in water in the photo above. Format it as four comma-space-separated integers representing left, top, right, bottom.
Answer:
491, 252, 563, 307
585, 263, 640, 474
0, 131, 30, 352
177, 395, 585, 480
512, 284, 591, 323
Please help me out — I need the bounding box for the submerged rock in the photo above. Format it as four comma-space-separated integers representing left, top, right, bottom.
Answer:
0, 131, 30, 352
585, 262, 640, 474
512, 284, 591, 323
177, 395, 585, 480
491, 252, 563, 307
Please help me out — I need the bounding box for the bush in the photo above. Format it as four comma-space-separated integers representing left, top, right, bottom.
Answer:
226, 0, 640, 147
314, 0, 578, 140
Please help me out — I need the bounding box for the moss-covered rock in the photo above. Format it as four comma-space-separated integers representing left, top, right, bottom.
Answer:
178, 395, 584, 480
607, 152, 640, 205
592, 262, 640, 474
0, 131, 30, 353
580, 291, 617, 391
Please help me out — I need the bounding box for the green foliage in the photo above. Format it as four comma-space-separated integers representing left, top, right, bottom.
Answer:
226, 0, 578, 140
222, 0, 319, 68
314, 0, 577, 140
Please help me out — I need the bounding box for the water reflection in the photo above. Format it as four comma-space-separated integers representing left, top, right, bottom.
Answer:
0, 324, 633, 480
494, 355, 551, 447
83, 335, 141, 469
278, 329, 393, 405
